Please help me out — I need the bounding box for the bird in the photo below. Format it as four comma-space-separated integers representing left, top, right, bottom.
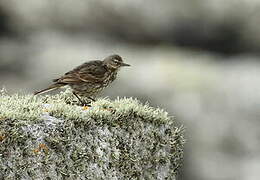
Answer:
34, 54, 130, 105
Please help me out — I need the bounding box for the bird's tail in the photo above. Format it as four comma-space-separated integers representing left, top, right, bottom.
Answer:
34, 83, 65, 95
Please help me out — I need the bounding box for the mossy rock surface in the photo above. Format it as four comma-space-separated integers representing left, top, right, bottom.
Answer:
0, 89, 185, 180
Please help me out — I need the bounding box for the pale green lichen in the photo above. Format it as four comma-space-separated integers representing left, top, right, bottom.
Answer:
0, 89, 185, 180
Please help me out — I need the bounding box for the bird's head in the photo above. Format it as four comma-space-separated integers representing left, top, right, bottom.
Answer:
103, 54, 130, 70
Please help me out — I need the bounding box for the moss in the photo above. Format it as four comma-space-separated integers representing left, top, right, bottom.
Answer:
0, 89, 185, 179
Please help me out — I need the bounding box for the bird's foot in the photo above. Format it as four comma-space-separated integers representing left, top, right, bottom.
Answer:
81, 101, 91, 107
80, 97, 96, 107
82, 105, 90, 110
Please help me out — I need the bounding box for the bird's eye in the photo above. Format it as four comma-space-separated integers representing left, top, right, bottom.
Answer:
113, 59, 120, 64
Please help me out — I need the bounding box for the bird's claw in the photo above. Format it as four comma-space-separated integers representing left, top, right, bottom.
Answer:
81, 102, 91, 107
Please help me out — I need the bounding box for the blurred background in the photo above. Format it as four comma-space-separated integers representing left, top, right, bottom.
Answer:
0, 0, 260, 179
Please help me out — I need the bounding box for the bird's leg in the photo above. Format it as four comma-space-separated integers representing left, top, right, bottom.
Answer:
87, 97, 96, 102
72, 92, 85, 105
72, 92, 90, 107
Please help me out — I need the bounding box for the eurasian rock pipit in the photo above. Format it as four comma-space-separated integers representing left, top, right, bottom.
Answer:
34, 54, 130, 105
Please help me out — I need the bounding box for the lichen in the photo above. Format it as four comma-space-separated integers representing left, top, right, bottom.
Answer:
0, 89, 185, 180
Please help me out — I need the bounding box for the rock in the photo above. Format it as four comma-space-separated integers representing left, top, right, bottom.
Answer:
0, 89, 185, 180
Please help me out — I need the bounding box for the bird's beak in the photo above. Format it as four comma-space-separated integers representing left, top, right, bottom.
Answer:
120, 62, 131, 67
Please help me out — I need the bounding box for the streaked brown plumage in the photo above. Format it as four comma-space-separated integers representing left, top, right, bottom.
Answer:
34, 54, 130, 105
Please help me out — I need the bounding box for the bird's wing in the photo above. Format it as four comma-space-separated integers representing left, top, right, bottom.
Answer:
54, 60, 107, 84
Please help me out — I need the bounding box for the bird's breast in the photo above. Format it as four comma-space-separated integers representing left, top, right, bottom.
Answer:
101, 72, 117, 87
